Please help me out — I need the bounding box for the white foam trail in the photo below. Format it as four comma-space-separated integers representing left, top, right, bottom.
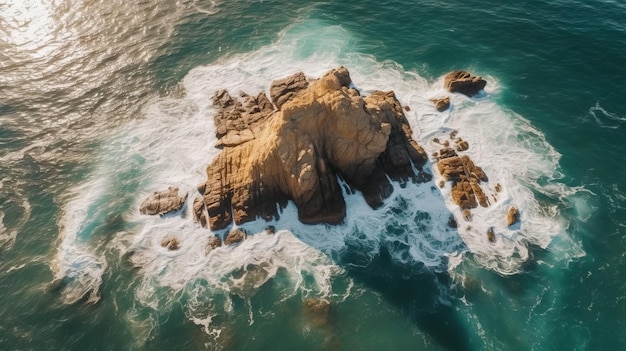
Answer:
53, 179, 108, 304
587, 102, 625, 129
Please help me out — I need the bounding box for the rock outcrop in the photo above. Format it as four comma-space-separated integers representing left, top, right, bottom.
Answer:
444, 70, 486, 97
196, 67, 430, 230
161, 237, 180, 250
507, 207, 519, 227
430, 96, 450, 112
224, 228, 246, 245
140, 187, 188, 216
434, 131, 489, 213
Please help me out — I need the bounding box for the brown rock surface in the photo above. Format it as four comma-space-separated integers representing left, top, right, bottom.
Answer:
444, 70, 487, 97
212, 90, 275, 148
507, 207, 519, 227
161, 237, 180, 250
198, 67, 429, 230
270, 71, 309, 110
206, 235, 222, 254
430, 96, 450, 112
140, 187, 188, 216
224, 228, 246, 245
435, 136, 490, 210
304, 298, 331, 328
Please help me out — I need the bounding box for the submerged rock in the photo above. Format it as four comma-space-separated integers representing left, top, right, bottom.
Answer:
444, 70, 487, 97
198, 67, 429, 230
304, 298, 331, 328
207, 235, 222, 250
139, 186, 187, 216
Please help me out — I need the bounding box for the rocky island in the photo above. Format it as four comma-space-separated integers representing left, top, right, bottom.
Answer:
140, 67, 510, 245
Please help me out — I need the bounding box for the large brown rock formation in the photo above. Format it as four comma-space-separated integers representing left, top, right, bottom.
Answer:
194, 67, 430, 230
444, 70, 487, 97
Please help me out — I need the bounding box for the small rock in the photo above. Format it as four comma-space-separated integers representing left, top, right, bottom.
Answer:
438, 180, 445, 188
462, 209, 471, 221
448, 215, 457, 229
403, 105, 411, 112
265, 225, 276, 234
430, 96, 450, 112
495, 183, 502, 192
205, 235, 222, 255
197, 182, 206, 194
506, 207, 519, 227
161, 237, 180, 250
224, 228, 247, 245
208, 235, 222, 250
487, 227, 495, 242
456, 140, 469, 151
140, 186, 188, 216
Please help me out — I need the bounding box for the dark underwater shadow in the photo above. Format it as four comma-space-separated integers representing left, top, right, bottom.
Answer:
338, 240, 472, 351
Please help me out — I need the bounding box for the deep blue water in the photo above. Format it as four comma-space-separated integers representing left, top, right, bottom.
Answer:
1, 1, 625, 350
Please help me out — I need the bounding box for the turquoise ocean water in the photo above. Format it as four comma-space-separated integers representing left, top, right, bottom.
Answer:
1, 1, 625, 350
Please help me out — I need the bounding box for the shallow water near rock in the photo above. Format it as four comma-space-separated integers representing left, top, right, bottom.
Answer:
1, 1, 625, 350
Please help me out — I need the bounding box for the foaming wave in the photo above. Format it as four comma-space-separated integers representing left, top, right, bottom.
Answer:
116, 226, 342, 346
52, 179, 108, 304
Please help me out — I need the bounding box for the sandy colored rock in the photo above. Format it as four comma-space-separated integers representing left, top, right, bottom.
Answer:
430, 96, 450, 112
212, 90, 275, 148
270, 71, 309, 110
456, 139, 469, 151
436, 135, 489, 210
448, 215, 458, 228
224, 228, 246, 245
161, 237, 180, 250
462, 209, 472, 221
140, 186, 188, 216
192, 197, 207, 228
507, 206, 519, 227
206, 235, 222, 254
199, 67, 429, 230
444, 70, 487, 97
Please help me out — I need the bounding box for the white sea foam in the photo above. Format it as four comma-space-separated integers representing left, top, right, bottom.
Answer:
53, 179, 108, 304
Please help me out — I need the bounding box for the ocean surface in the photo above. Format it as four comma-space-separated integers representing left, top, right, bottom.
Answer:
1, 1, 625, 350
